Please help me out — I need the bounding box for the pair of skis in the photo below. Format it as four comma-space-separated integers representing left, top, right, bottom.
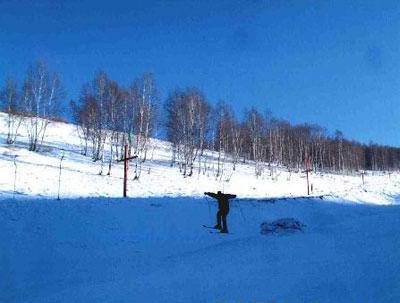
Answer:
202, 225, 232, 234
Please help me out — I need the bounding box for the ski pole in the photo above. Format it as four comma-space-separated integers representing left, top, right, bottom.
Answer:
205, 196, 212, 222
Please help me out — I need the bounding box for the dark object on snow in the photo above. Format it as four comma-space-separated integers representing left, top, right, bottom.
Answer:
204, 191, 237, 233
260, 218, 306, 235
202, 225, 215, 229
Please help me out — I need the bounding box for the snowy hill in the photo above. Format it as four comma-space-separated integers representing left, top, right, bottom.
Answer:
1, 113, 400, 303
1, 112, 400, 204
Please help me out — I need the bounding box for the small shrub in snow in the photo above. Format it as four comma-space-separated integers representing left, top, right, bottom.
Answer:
260, 218, 306, 235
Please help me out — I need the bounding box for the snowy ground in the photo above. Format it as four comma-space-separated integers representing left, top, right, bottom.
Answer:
0, 113, 400, 204
1, 113, 400, 302
1, 197, 400, 303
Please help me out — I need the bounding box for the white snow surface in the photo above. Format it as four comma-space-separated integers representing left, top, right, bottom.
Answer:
1, 113, 400, 302
0, 112, 400, 204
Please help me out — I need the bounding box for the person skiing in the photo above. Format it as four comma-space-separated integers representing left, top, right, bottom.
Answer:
204, 191, 237, 233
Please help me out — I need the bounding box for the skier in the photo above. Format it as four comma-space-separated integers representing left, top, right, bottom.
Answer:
204, 191, 237, 233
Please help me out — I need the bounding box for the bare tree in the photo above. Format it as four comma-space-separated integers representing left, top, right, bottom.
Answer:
90, 71, 109, 165
105, 80, 124, 175
129, 72, 159, 179
21, 61, 64, 151
213, 101, 238, 178
165, 88, 211, 177
245, 107, 266, 176
71, 96, 92, 156
0, 77, 23, 144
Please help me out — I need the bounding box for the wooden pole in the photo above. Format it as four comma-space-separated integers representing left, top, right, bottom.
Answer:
13, 155, 17, 199
117, 144, 137, 198
303, 157, 312, 196
57, 153, 65, 200
124, 144, 128, 197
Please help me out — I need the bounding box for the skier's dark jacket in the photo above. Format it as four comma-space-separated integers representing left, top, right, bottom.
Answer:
204, 191, 236, 213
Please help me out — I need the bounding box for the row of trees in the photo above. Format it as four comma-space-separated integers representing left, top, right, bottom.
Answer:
207, 103, 400, 175
2, 61, 400, 177
0, 62, 64, 151
165, 99, 400, 176
71, 71, 158, 177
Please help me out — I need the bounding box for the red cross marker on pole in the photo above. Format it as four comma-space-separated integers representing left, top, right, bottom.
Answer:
117, 144, 138, 197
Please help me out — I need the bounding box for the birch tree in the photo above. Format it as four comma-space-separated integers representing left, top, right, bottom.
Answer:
125, 73, 158, 179
165, 88, 211, 177
245, 107, 266, 176
21, 61, 64, 151
0, 77, 23, 144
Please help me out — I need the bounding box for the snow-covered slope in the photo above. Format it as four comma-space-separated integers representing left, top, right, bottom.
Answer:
1, 196, 400, 303
0, 112, 400, 204
1, 113, 400, 303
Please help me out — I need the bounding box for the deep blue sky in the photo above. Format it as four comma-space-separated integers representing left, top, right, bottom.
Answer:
0, 0, 399, 145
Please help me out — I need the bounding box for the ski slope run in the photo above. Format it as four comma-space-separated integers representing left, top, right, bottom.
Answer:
1, 196, 400, 303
